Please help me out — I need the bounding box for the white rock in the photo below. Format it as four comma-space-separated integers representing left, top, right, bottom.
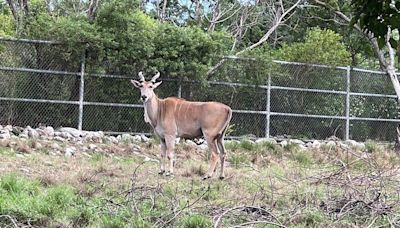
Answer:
4, 125, 12, 132
339, 142, 349, 149
0, 125, 3, 130
255, 138, 277, 144
11, 135, 19, 140
326, 141, 336, 147
54, 136, 65, 142
290, 139, 305, 145
305, 142, 313, 147
43, 126, 55, 137
105, 136, 118, 144
194, 138, 205, 144
51, 143, 61, 150
35, 142, 43, 150
131, 144, 141, 152
60, 132, 73, 139
175, 138, 181, 144
26, 127, 39, 139
121, 134, 133, 142
298, 145, 307, 151
198, 144, 209, 150
140, 134, 150, 142
65, 147, 76, 157
356, 142, 366, 150
132, 135, 141, 141
59, 127, 82, 138
0, 130, 11, 139
280, 140, 288, 147
312, 140, 321, 149
185, 140, 197, 146
88, 144, 97, 150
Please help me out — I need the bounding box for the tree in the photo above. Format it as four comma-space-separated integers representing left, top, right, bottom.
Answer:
312, 0, 400, 147
351, 0, 400, 49
206, 0, 303, 78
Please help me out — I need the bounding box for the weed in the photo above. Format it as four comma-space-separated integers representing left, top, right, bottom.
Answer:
295, 209, 326, 226
177, 214, 212, 228
283, 143, 299, 153
239, 139, 257, 151
228, 152, 249, 168
225, 140, 240, 151
365, 140, 379, 153
291, 151, 313, 166
90, 153, 105, 163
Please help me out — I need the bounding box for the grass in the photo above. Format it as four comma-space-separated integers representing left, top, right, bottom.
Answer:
0, 138, 400, 227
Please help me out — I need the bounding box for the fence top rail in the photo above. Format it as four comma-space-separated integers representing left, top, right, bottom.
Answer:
0, 37, 63, 44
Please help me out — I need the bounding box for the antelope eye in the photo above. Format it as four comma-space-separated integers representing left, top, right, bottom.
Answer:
139, 84, 143, 88
149, 86, 153, 88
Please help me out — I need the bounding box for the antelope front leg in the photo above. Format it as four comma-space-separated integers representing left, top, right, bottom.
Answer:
203, 137, 219, 180
159, 139, 166, 175
165, 135, 176, 176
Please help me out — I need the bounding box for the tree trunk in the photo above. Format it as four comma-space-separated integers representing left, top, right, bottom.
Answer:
6, 0, 18, 21
160, 0, 168, 22
88, 0, 99, 21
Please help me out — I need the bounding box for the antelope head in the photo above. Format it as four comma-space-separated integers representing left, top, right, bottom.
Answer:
131, 71, 162, 103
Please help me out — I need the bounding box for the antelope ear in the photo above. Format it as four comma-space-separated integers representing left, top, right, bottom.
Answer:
153, 81, 162, 88
131, 80, 142, 88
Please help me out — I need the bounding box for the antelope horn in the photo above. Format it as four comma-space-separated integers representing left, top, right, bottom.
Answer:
151, 72, 160, 83
138, 71, 145, 82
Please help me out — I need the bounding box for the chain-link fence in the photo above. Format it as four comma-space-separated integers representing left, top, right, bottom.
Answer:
0, 37, 399, 141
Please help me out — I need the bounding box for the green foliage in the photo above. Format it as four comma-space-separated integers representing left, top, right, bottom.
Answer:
0, 175, 79, 226
365, 140, 379, 153
351, 0, 400, 48
238, 139, 256, 151
177, 214, 212, 228
275, 28, 351, 66
290, 151, 313, 166
0, 13, 14, 37
296, 209, 326, 226
228, 152, 250, 168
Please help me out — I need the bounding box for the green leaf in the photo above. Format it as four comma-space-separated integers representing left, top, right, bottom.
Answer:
389, 38, 398, 49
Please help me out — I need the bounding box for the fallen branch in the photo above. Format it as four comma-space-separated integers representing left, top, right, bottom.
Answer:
0, 215, 19, 228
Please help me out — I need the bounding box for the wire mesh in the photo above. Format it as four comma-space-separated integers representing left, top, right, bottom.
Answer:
0, 100, 78, 128
0, 39, 80, 71
272, 63, 346, 91
1, 38, 400, 142
83, 105, 151, 133
271, 90, 346, 116
350, 70, 393, 94
350, 96, 399, 119
270, 116, 346, 139
350, 120, 397, 142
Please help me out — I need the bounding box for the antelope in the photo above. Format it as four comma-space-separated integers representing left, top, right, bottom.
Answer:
131, 71, 232, 179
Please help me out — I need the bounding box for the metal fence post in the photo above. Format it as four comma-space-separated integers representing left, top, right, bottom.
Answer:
178, 83, 182, 98
78, 50, 86, 131
345, 66, 351, 140
265, 74, 271, 138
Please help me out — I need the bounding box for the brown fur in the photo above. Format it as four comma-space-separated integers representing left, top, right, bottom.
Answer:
131, 74, 232, 179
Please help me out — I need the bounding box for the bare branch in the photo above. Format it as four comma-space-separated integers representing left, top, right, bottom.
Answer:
87, 0, 100, 20
6, 0, 18, 21
312, 0, 388, 69
207, 0, 302, 78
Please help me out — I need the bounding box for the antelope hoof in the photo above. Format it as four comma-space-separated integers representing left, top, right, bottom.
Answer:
202, 175, 211, 180
219, 176, 225, 180
158, 170, 165, 175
